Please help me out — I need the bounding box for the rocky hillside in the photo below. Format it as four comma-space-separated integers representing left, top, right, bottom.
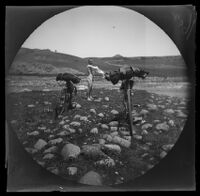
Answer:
9, 48, 187, 77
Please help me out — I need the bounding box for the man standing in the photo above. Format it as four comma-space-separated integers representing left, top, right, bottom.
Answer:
86, 58, 105, 101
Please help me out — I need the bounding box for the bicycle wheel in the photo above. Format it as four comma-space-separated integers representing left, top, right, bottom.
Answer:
127, 87, 134, 136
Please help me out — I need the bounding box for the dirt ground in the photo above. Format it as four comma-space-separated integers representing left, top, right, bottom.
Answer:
6, 79, 189, 186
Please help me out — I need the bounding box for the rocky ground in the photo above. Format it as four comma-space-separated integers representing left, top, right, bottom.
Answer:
7, 88, 188, 186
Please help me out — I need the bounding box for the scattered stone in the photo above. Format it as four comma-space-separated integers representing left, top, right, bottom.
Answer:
51, 168, 59, 175
44, 101, 51, 105
132, 110, 140, 117
67, 167, 78, 176
168, 120, 175, 126
153, 131, 159, 135
43, 88, 50, 92
43, 153, 55, 160
109, 121, 119, 127
23, 141, 28, 145
110, 131, 118, 137
99, 139, 106, 145
104, 97, 109, 101
78, 128, 83, 133
27, 104, 35, 108
74, 115, 81, 120
61, 143, 81, 160
141, 153, 149, 158
79, 171, 102, 186
62, 116, 68, 120
38, 126, 46, 130
141, 123, 153, 130
76, 103, 81, 108
90, 128, 98, 134
141, 130, 148, 135
133, 135, 142, 140
162, 144, 174, 151
146, 104, 158, 111
70, 121, 81, 127
103, 144, 121, 154
48, 135, 54, 139
110, 127, 118, 132
160, 151, 167, 158
34, 139, 47, 150
176, 110, 187, 118
112, 136, 131, 148
98, 113, 104, 118
111, 110, 119, 115
37, 161, 45, 167
102, 105, 109, 108
81, 144, 106, 159
10, 120, 17, 124
59, 120, 65, 125
90, 109, 96, 114
101, 124, 109, 129
57, 130, 69, 136
44, 129, 51, 133
147, 164, 154, 170
146, 142, 153, 146
164, 109, 175, 114
95, 157, 115, 168
156, 122, 169, 131
27, 131, 39, 136
158, 105, 165, 109
140, 109, 149, 116
25, 147, 38, 154
63, 124, 70, 129
94, 98, 102, 102
154, 120, 160, 123
103, 134, 113, 142
43, 146, 57, 154
80, 116, 88, 121
123, 136, 131, 141
119, 127, 126, 132
48, 138, 63, 145
133, 116, 143, 122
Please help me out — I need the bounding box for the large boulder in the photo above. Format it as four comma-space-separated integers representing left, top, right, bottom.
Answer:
141, 123, 153, 130
34, 139, 47, 150
109, 121, 119, 127
70, 121, 81, 127
103, 144, 121, 154
156, 122, 170, 132
111, 110, 119, 115
61, 143, 81, 160
48, 138, 63, 145
79, 171, 102, 186
81, 144, 106, 160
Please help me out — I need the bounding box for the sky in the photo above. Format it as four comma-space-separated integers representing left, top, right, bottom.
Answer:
22, 6, 180, 58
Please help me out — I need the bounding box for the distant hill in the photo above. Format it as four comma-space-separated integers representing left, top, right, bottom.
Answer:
9, 48, 187, 77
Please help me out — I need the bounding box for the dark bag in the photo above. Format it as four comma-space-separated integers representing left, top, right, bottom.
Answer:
56, 73, 81, 84
107, 70, 120, 85
119, 66, 134, 80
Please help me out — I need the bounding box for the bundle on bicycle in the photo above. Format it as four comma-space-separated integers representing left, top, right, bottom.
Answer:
104, 65, 149, 136
54, 73, 81, 119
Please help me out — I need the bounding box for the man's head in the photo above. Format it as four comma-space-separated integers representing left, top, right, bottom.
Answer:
88, 58, 93, 65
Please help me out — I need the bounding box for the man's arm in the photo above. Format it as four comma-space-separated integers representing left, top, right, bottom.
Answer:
87, 64, 105, 76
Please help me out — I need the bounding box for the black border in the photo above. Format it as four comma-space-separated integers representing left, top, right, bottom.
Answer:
4, 5, 196, 192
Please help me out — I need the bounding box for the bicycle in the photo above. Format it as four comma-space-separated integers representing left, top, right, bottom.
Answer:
105, 67, 149, 136
54, 73, 80, 120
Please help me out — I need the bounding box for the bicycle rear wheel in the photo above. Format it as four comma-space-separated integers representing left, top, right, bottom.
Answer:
127, 88, 134, 136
